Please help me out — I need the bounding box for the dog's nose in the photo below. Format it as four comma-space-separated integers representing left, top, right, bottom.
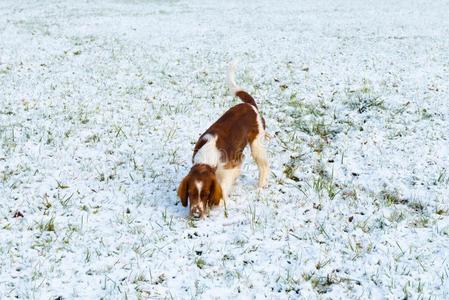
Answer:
191, 206, 202, 218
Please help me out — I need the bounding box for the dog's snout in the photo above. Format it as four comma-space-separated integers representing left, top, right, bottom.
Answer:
191, 206, 202, 218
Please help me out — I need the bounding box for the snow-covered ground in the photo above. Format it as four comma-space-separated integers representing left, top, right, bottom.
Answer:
1, 0, 449, 298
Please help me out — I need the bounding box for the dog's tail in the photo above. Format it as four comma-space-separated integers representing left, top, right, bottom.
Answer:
227, 62, 258, 109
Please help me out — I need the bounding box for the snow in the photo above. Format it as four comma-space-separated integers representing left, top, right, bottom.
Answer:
1, 0, 449, 298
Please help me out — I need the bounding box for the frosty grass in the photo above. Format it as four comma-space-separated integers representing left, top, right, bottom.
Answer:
1, 0, 449, 299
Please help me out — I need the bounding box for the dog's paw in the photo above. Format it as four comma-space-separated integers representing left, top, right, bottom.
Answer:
258, 180, 268, 188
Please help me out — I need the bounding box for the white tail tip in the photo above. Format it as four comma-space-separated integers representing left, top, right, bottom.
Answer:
227, 61, 242, 95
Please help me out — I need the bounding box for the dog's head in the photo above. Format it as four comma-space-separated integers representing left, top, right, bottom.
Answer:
177, 164, 222, 218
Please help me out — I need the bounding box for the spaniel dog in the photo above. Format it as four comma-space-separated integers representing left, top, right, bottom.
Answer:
177, 63, 269, 218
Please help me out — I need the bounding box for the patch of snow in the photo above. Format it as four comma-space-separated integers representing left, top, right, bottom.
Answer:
1, 0, 449, 299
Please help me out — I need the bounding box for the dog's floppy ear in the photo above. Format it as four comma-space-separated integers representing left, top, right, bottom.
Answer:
209, 177, 223, 206
177, 175, 190, 207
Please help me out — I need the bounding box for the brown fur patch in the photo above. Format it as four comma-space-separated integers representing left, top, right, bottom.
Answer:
195, 103, 260, 167
235, 91, 258, 108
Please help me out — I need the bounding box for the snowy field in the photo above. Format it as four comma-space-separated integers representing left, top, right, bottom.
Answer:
1, 0, 449, 299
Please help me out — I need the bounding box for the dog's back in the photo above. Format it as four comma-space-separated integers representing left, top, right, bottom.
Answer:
193, 103, 260, 167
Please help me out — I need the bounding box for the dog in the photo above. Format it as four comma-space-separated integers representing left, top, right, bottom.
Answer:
177, 63, 269, 218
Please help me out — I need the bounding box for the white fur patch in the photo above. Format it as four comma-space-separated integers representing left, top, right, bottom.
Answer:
227, 62, 243, 96
193, 134, 221, 167
250, 105, 264, 136
249, 106, 269, 187
216, 167, 241, 198
195, 180, 203, 200
191, 180, 204, 217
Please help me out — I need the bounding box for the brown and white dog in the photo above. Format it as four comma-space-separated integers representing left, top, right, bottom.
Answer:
177, 63, 269, 218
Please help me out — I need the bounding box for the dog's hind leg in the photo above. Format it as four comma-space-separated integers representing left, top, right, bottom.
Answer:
250, 136, 269, 188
